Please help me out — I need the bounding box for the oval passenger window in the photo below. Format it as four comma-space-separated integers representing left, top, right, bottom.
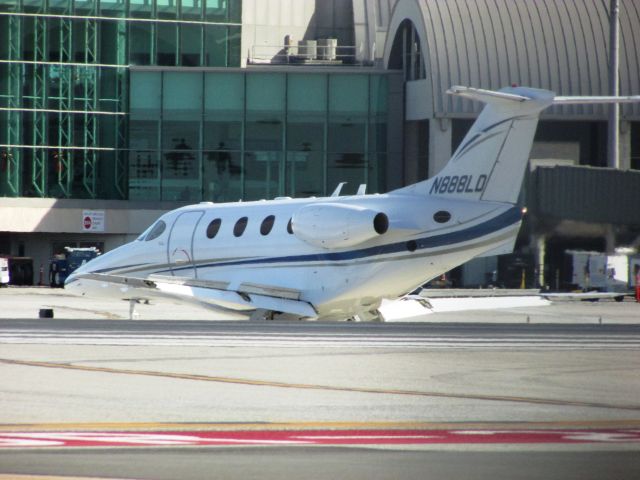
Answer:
260, 215, 275, 236
206, 218, 222, 239
433, 210, 452, 223
234, 217, 248, 237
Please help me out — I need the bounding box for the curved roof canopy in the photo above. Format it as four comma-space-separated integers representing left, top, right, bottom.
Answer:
380, 0, 640, 118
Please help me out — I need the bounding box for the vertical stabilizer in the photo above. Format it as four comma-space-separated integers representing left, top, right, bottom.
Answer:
396, 87, 555, 204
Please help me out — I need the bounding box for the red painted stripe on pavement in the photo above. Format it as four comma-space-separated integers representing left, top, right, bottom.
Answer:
0, 429, 639, 448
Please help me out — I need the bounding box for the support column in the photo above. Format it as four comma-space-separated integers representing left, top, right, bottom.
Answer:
57, 0, 74, 197
605, 225, 616, 254
619, 120, 631, 170
534, 235, 546, 289
31, 12, 48, 197
82, 6, 99, 198
428, 118, 451, 177
4, 12, 22, 196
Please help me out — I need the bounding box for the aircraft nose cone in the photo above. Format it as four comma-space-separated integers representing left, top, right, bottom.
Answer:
64, 272, 77, 288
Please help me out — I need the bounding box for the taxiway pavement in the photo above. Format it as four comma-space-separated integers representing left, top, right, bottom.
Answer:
0, 288, 639, 479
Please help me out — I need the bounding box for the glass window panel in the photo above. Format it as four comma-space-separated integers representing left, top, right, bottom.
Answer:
129, 150, 160, 200
227, 26, 241, 67
130, 23, 152, 65
203, 121, 242, 151
327, 153, 366, 196
74, 0, 97, 13
205, 72, 244, 112
247, 74, 285, 112
161, 150, 201, 201
130, 71, 161, 113
369, 121, 387, 153
23, 0, 45, 7
157, 23, 177, 66
181, 0, 202, 19
129, 119, 159, 150
286, 150, 324, 197
162, 121, 199, 151
99, 67, 120, 107
205, 25, 229, 67
181, 24, 202, 66
0, 64, 8, 107
369, 75, 388, 113
244, 151, 282, 201
206, 0, 228, 22
72, 19, 86, 62
370, 153, 386, 193
287, 74, 327, 113
245, 121, 282, 151
128, 0, 153, 18
287, 121, 324, 152
328, 121, 366, 153
229, 0, 241, 22
157, 0, 178, 18
163, 72, 202, 112
203, 150, 242, 202
329, 75, 368, 114
99, 0, 126, 17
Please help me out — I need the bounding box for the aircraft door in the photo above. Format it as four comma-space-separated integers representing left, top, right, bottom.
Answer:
167, 211, 204, 277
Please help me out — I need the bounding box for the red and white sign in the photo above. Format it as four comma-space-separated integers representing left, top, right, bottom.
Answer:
82, 210, 105, 232
0, 429, 639, 448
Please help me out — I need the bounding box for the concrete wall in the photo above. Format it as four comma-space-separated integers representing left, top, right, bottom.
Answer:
0, 198, 181, 235
0, 198, 186, 284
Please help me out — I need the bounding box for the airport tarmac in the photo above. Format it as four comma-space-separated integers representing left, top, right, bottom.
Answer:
0, 287, 639, 479
1, 286, 639, 323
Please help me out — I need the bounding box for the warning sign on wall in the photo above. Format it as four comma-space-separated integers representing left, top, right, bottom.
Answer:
82, 210, 105, 232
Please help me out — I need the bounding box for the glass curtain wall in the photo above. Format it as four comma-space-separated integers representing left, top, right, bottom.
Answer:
128, 70, 391, 202
0, 0, 241, 199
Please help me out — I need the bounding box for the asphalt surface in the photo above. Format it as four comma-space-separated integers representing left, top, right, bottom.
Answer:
0, 289, 639, 479
1, 448, 639, 480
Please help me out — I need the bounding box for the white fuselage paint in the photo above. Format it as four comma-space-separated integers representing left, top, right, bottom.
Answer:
66, 193, 520, 320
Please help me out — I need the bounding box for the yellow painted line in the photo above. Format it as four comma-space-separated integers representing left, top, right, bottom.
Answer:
2, 357, 640, 412
1, 420, 640, 433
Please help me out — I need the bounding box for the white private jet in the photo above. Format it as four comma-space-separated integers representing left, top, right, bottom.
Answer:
65, 86, 639, 321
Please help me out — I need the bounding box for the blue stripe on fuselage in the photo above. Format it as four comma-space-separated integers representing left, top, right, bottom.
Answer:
165, 205, 522, 274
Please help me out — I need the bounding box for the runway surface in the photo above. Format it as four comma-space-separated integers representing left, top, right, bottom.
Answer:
2, 319, 640, 348
1, 318, 639, 479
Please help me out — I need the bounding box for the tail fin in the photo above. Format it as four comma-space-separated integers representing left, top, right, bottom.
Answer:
396, 86, 555, 204
396, 86, 640, 204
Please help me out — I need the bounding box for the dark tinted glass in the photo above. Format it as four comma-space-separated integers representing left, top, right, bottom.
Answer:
433, 211, 452, 223
145, 220, 166, 241
260, 215, 275, 236
206, 218, 222, 238
234, 217, 248, 237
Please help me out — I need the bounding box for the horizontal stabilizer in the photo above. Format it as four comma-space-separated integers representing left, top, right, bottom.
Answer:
447, 86, 530, 104
553, 95, 640, 105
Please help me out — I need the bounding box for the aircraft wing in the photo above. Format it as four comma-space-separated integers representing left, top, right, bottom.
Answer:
73, 272, 318, 319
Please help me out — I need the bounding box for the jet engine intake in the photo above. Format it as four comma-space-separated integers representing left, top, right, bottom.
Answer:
291, 203, 388, 249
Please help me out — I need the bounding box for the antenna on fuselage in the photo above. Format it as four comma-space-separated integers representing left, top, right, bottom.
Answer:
331, 182, 347, 197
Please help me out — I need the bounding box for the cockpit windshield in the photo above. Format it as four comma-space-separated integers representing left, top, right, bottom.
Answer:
137, 220, 167, 241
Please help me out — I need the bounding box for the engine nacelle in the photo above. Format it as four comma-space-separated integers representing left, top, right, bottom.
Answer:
291, 203, 388, 249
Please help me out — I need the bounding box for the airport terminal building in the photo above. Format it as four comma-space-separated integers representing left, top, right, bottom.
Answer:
1, 0, 640, 288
